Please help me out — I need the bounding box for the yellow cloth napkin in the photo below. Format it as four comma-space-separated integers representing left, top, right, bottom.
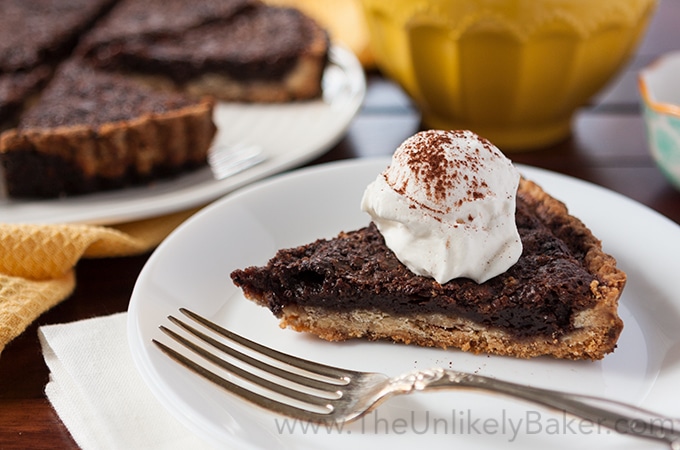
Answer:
0, 207, 201, 354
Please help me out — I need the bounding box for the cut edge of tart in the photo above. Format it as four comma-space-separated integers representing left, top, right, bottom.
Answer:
231, 177, 626, 361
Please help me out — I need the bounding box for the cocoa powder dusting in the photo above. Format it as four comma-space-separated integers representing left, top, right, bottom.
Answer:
387, 130, 494, 213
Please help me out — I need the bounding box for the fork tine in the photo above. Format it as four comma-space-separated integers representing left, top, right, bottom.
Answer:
154, 309, 383, 423
157, 325, 336, 407
179, 308, 358, 380
152, 338, 334, 422
164, 316, 344, 392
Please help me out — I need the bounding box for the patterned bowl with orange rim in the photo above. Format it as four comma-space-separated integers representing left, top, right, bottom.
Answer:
639, 51, 680, 191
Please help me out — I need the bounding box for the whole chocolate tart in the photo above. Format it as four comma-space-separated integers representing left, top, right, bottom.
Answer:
1, 0, 329, 197
231, 178, 626, 360
0, 60, 216, 198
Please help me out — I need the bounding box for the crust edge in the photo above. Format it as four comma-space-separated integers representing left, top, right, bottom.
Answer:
0, 97, 216, 197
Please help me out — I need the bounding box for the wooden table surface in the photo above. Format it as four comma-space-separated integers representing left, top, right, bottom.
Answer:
1, 1, 679, 448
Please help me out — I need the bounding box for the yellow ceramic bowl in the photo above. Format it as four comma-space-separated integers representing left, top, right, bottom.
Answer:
360, 0, 657, 151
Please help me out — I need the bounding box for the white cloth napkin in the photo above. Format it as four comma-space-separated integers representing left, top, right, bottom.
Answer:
38, 312, 214, 450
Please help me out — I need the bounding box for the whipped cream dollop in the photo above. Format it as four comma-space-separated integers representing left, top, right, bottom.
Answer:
361, 129, 522, 284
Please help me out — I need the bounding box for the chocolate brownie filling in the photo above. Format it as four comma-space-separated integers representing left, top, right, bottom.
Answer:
77, 0, 256, 50
0, 0, 118, 128
0, 0, 117, 73
231, 195, 599, 340
18, 61, 197, 130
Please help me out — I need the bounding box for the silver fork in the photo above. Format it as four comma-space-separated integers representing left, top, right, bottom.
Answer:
154, 308, 680, 448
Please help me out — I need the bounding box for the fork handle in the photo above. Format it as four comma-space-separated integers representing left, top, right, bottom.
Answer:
393, 368, 680, 446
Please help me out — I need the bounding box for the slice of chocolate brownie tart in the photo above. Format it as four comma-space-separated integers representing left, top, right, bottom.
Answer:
231, 178, 626, 361
78, 0, 329, 102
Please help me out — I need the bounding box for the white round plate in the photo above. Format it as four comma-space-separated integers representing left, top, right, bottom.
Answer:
0, 46, 365, 225
128, 158, 680, 450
